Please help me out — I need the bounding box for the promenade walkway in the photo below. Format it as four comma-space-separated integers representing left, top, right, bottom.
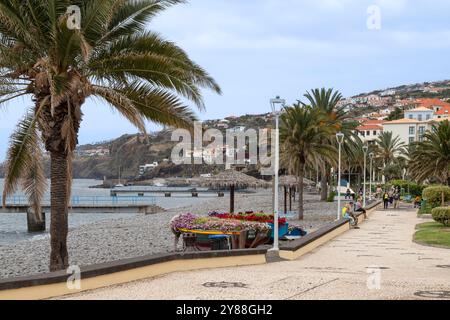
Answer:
63, 204, 450, 300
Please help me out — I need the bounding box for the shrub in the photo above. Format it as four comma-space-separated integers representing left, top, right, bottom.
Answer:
423, 186, 450, 208
389, 180, 425, 197
327, 191, 336, 203
431, 207, 450, 226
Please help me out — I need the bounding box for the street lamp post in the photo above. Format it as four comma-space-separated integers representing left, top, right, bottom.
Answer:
369, 153, 374, 201
363, 145, 369, 207
270, 96, 285, 252
336, 132, 345, 220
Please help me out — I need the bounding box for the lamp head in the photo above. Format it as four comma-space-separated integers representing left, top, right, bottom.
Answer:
363, 145, 369, 154
336, 132, 345, 145
270, 96, 286, 114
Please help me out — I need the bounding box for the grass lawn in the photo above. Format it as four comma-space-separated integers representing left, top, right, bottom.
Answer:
418, 203, 433, 215
415, 222, 450, 249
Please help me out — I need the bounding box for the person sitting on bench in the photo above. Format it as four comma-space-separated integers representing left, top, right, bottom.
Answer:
342, 202, 358, 227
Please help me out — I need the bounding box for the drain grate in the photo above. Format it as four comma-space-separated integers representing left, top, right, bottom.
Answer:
414, 291, 450, 299
436, 265, 450, 269
203, 282, 248, 289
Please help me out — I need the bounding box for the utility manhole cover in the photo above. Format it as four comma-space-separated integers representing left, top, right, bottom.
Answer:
203, 282, 248, 289
414, 291, 450, 299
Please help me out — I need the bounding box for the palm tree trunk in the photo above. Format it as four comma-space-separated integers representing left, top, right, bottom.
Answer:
37, 99, 82, 272
50, 151, 69, 271
289, 187, 292, 211
230, 185, 235, 213
320, 164, 329, 201
298, 161, 305, 220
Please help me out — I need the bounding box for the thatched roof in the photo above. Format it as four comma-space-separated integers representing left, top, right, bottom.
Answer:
201, 169, 270, 189
279, 175, 316, 187
279, 175, 298, 187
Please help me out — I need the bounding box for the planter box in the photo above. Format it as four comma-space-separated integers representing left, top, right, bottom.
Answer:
269, 223, 289, 239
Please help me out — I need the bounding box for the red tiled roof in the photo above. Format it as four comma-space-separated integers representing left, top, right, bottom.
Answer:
415, 98, 450, 110
435, 107, 450, 116
364, 119, 385, 125
357, 125, 383, 131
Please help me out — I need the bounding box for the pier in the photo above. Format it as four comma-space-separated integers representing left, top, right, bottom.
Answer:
0, 196, 161, 215
110, 187, 236, 198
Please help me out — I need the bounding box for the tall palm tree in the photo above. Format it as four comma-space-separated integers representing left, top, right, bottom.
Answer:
303, 88, 359, 200
409, 120, 450, 185
375, 131, 406, 183
280, 104, 336, 220
0, 0, 220, 271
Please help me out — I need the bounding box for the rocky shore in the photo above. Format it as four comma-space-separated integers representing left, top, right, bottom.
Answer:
0, 191, 337, 280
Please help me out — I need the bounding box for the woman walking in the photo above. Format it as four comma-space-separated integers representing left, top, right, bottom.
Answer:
383, 192, 390, 210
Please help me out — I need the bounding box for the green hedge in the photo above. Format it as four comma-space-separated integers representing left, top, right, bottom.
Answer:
423, 186, 450, 208
431, 207, 450, 226
389, 180, 425, 197
327, 191, 336, 203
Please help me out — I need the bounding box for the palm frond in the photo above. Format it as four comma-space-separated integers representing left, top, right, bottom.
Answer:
90, 84, 147, 134
2, 109, 47, 216
100, 0, 185, 43
21, 143, 47, 221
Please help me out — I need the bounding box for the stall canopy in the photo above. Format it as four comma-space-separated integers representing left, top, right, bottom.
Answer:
201, 169, 269, 213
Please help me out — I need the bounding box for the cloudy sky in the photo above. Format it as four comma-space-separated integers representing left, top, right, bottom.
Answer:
1, 0, 450, 160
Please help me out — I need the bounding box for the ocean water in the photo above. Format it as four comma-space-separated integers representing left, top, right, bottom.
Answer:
0, 179, 214, 246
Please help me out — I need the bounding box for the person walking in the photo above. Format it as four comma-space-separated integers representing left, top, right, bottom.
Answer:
383, 192, 390, 210
393, 192, 400, 209
376, 186, 383, 199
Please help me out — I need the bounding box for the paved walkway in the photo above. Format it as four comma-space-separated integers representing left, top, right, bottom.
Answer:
62, 205, 450, 300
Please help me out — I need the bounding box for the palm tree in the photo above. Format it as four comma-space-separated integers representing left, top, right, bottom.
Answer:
303, 88, 359, 200
375, 131, 406, 183
386, 107, 404, 121
0, 0, 220, 271
280, 104, 336, 220
409, 120, 450, 185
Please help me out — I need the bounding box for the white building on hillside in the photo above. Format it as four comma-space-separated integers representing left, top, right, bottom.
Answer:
405, 107, 434, 122
383, 119, 429, 145
356, 124, 383, 145
139, 162, 159, 176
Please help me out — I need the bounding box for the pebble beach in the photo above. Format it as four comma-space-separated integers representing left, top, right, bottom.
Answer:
0, 190, 338, 280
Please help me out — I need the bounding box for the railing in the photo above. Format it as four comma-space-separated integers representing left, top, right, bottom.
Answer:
0, 195, 156, 207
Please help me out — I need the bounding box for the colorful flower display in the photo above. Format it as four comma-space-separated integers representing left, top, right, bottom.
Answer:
209, 212, 287, 226
170, 213, 271, 234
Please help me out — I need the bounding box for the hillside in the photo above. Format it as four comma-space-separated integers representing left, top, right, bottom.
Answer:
70, 113, 275, 180
2, 79, 449, 180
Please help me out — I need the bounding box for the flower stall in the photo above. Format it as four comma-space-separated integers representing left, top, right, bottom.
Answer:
209, 212, 289, 239
170, 213, 271, 251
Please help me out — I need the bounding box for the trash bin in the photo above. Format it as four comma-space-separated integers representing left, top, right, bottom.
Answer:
209, 235, 230, 251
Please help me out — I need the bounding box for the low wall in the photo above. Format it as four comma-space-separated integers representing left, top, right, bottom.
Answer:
0, 201, 381, 300
279, 201, 381, 260
0, 250, 267, 300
